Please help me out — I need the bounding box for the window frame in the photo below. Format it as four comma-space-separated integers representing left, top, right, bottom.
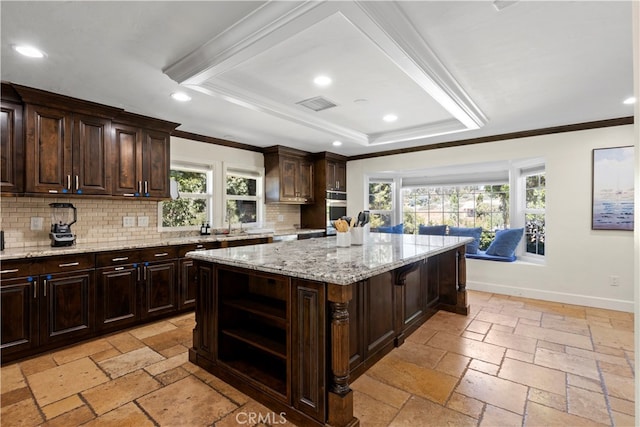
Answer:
367, 177, 397, 229
224, 165, 264, 227
158, 162, 214, 232
512, 160, 546, 262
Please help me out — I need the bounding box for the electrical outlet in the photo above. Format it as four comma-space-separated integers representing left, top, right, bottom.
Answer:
30, 217, 44, 231
123, 216, 136, 227
609, 275, 620, 287
138, 216, 149, 227
277, 215, 284, 222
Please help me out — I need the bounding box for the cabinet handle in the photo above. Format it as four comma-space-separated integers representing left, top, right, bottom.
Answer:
112, 257, 129, 262
123, 193, 135, 197
0, 268, 19, 274
144, 181, 148, 194
75, 175, 79, 190
115, 267, 124, 271
43, 280, 47, 297
138, 181, 142, 193
154, 252, 169, 257
67, 175, 71, 190
137, 265, 141, 281
196, 244, 204, 249
33, 280, 37, 299
58, 262, 79, 267
143, 266, 147, 280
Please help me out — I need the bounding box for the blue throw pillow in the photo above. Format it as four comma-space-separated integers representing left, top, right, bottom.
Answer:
378, 223, 404, 234
486, 228, 524, 257
448, 226, 482, 254
418, 224, 447, 236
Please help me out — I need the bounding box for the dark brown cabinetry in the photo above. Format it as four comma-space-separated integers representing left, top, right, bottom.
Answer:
112, 113, 178, 199
13, 85, 120, 196
3, 82, 179, 199
264, 146, 314, 204
178, 242, 220, 310
1, 254, 95, 360
96, 250, 141, 332
140, 247, 178, 319
0, 261, 38, 358
301, 152, 347, 230
1, 84, 24, 194
326, 158, 346, 192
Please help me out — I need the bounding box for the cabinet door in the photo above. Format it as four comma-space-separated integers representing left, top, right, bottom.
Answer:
1, 100, 24, 193
113, 124, 142, 196
0, 277, 38, 357
25, 104, 73, 194
179, 259, 197, 310
364, 272, 395, 357
96, 266, 139, 331
401, 264, 426, 332
40, 270, 95, 345
142, 260, 177, 318
335, 161, 346, 192
280, 157, 298, 200
292, 279, 326, 422
142, 129, 170, 198
73, 114, 111, 195
298, 159, 314, 202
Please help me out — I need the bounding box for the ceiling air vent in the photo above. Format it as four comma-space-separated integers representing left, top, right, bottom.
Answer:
296, 96, 337, 112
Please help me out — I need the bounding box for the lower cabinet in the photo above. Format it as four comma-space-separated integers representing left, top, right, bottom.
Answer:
96, 263, 140, 332
1, 255, 95, 360
1, 238, 270, 363
0, 274, 38, 357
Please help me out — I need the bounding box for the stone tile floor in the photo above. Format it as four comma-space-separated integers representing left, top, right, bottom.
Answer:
1, 291, 635, 426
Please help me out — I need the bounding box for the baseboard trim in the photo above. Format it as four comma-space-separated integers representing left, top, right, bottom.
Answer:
467, 280, 634, 313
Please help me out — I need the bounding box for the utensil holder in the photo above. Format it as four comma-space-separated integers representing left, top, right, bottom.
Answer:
336, 231, 351, 247
351, 227, 363, 245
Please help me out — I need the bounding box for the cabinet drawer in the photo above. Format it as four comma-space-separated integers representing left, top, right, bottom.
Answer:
0, 260, 38, 280
96, 249, 142, 267
178, 242, 219, 258
137, 246, 178, 261
40, 254, 95, 273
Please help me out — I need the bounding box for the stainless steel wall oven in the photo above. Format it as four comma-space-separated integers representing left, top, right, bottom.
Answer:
326, 191, 347, 235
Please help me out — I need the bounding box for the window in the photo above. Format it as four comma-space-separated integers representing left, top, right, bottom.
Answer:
368, 179, 394, 228
226, 169, 262, 225
402, 185, 509, 248
160, 164, 213, 229
523, 171, 546, 256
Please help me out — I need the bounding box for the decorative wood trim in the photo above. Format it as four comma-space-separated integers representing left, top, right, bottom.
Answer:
347, 117, 634, 161
171, 129, 264, 153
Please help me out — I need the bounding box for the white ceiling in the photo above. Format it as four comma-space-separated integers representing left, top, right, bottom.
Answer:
0, 1, 634, 157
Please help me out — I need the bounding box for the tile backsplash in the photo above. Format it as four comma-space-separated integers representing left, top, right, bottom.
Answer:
0, 196, 301, 249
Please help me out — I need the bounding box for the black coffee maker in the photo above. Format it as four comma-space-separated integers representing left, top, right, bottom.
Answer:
49, 203, 77, 247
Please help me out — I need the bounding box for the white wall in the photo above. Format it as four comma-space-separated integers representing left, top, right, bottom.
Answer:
348, 125, 636, 311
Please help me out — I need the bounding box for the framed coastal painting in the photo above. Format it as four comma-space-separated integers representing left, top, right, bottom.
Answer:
592, 146, 634, 230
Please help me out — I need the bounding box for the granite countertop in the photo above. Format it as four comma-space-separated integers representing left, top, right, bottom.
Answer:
187, 233, 473, 286
0, 228, 325, 261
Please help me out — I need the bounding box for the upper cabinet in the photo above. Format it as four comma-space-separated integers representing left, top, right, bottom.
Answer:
112, 113, 178, 199
5, 83, 179, 199
1, 84, 24, 194
325, 156, 347, 192
264, 146, 314, 204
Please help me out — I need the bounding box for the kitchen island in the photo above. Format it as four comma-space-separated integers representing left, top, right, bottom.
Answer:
187, 233, 472, 426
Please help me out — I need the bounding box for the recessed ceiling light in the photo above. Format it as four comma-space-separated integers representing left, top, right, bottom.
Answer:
332, 140, 342, 147
383, 114, 398, 122
171, 92, 191, 102
13, 44, 46, 58
313, 75, 332, 87
623, 96, 636, 105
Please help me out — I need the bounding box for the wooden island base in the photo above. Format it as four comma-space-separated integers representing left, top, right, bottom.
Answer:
189, 243, 468, 426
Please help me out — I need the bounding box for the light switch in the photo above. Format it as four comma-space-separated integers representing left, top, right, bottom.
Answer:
123, 216, 136, 227
138, 216, 149, 227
